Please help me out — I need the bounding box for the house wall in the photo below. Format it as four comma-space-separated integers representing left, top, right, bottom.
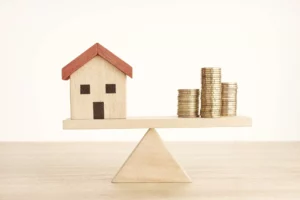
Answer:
70, 56, 126, 119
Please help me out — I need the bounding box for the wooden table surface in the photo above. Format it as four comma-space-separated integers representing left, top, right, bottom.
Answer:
0, 142, 300, 200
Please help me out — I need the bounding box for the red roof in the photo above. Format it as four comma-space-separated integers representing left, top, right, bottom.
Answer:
62, 43, 133, 80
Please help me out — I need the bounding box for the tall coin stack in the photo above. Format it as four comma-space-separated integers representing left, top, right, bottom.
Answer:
200, 68, 222, 118
221, 82, 238, 116
177, 89, 199, 118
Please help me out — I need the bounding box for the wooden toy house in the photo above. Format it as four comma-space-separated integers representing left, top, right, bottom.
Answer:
62, 43, 133, 120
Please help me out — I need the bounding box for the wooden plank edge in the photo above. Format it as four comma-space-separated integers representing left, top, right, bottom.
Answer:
62, 116, 252, 130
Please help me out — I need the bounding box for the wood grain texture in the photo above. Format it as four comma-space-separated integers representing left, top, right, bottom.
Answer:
63, 116, 252, 129
62, 43, 133, 80
70, 56, 126, 119
112, 128, 191, 183
0, 142, 300, 200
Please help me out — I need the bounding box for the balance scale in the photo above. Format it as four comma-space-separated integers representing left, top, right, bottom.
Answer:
61, 43, 252, 183
63, 116, 252, 183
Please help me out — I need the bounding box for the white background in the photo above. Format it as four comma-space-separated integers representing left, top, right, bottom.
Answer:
0, 0, 299, 141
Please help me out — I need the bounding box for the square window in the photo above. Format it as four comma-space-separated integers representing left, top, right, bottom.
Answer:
106, 84, 116, 93
80, 84, 90, 94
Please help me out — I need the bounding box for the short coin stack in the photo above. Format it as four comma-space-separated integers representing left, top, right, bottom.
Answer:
177, 89, 199, 118
200, 68, 222, 118
221, 82, 238, 116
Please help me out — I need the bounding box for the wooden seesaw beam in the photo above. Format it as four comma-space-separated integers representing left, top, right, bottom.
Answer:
63, 116, 252, 183
63, 116, 251, 129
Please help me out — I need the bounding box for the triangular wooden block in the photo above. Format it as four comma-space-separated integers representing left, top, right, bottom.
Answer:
112, 128, 191, 183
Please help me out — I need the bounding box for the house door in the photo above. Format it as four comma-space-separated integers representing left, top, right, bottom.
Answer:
93, 102, 104, 119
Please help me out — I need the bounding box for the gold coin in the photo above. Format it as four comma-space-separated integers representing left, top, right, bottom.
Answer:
221, 109, 236, 113
221, 105, 237, 107
178, 101, 199, 104
221, 111, 236, 113
222, 86, 237, 88
202, 81, 222, 84
202, 74, 221, 77
202, 92, 222, 95
202, 91, 222, 94
178, 115, 199, 118
221, 93, 237, 95
202, 85, 222, 89
202, 75, 221, 78
178, 105, 199, 108
221, 109, 236, 112
221, 97, 236, 99
201, 104, 222, 106
201, 102, 222, 104
221, 101, 237, 104
178, 101, 199, 103
202, 77, 222, 80
201, 100, 221, 102
178, 97, 199, 99
221, 102, 237, 104
178, 92, 199, 95
200, 115, 221, 118
178, 110, 199, 112
178, 107, 198, 110
178, 92, 199, 94
178, 112, 199, 114
202, 95, 222, 97
221, 112, 236, 115
178, 110, 199, 113
201, 110, 221, 113
222, 90, 237, 93
178, 95, 199, 97
200, 112, 221, 114
221, 100, 236, 102
178, 89, 199, 92
222, 82, 237, 85
201, 108, 221, 111
202, 105, 222, 108
202, 72, 221, 75
202, 97, 222, 100
202, 77, 222, 79
202, 83, 222, 86
221, 96, 236, 98
201, 114, 221, 117
201, 109, 221, 111
178, 98, 199, 100
202, 100, 222, 102
201, 67, 221, 71
178, 106, 199, 109
201, 108, 221, 110
178, 97, 199, 100
221, 89, 237, 91
221, 112, 236, 114
201, 105, 221, 108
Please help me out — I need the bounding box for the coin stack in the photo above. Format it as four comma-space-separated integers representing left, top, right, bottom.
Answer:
221, 82, 238, 116
177, 89, 199, 118
200, 68, 222, 118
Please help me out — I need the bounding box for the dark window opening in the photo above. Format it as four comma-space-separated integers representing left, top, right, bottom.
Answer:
80, 84, 90, 94
106, 84, 116, 93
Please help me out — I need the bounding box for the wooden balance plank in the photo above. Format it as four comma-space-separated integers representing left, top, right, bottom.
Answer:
63, 116, 251, 129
